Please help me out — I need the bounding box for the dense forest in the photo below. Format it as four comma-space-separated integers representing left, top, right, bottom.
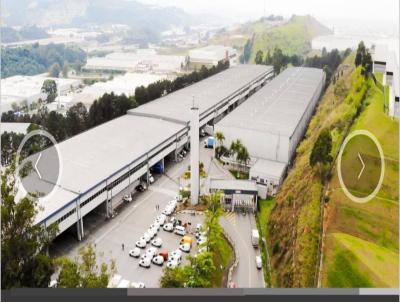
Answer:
1, 26, 49, 43
1, 43, 86, 78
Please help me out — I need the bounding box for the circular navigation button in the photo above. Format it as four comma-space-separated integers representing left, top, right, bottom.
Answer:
337, 130, 385, 203
16, 130, 62, 201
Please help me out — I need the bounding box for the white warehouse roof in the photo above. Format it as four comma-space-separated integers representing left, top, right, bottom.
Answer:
128, 64, 273, 123
189, 45, 237, 62
216, 67, 325, 138
31, 115, 186, 223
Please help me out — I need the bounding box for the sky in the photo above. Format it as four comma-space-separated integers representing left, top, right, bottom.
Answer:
140, 0, 399, 26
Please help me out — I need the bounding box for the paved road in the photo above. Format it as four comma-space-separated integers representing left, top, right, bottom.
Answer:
220, 213, 265, 288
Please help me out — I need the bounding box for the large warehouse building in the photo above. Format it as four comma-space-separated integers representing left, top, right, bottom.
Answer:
215, 67, 325, 195
26, 64, 274, 240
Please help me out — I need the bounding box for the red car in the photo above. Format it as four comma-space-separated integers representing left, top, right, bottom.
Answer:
158, 250, 169, 261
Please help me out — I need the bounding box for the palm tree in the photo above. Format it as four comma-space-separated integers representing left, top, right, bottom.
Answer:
236, 145, 250, 172
215, 131, 225, 148
229, 139, 242, 159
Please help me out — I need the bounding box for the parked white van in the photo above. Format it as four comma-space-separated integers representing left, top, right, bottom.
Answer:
174, 225, 186, 236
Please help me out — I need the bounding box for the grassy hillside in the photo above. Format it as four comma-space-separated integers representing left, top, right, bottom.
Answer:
249, 15, 332, 62
266, 54, 378, 287
321, 72, 399, 288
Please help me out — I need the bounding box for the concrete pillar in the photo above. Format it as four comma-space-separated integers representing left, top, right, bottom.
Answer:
75, 200, 81, 241
190, 100, 200, 205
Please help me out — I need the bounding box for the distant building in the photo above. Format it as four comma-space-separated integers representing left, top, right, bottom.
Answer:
188, 45, 237, 69
1, 74, 81, 113
372, 44, 399, 118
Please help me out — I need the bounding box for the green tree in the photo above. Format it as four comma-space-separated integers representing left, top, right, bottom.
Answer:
56, 243, 116, 288
1, 158, 58, 289
48, 62, 61, 78
309, 128, 333, 177
44, 111, 66, 142
62, 61, 69, 78
66, 102, 88, 136
334, 79, 348, 99
160, 267, 186, 288
236, 144, 250, 171
255, 50, 264, 65
355, 41, 366, 67
215, 131, 225, 148
41, 79, 57, 103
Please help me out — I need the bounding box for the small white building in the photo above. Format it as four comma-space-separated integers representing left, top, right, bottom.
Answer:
188, 45, 237, 68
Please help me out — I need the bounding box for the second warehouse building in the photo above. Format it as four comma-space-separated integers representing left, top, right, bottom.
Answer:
215, 67, 326, 196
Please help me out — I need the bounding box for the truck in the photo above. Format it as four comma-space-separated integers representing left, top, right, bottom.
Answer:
151, 162, 164, 174
251, 229, 259, 247
203, 136, 215, 149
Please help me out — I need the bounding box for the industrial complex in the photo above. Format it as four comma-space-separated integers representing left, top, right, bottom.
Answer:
28, 64, 274, 240
215, 67, 326, 196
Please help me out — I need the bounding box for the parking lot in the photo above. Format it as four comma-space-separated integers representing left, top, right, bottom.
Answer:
50, 138, 263, 288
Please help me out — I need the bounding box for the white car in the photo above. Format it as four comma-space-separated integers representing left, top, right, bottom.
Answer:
129, 248, 141, 258
174, 225, 186, 236
150, 222, 160, 231
166, 260, 179, 268
139, 257, 151, 268
130, 282, 145, 288
179, 243, 191, 253
155, 214, 166, 225
141, 233, 151, 243
168, 249, 182, 261
197, 236, 207, 245
196, 224, 202, 232
256, 255, 262, 269
149, 174, 155, 184
146, 247, 159, 259
163, 223, 174, 232
152, 255, 164, 266
162, 205, 174, 216
168, 200, 177, 208
123, 194, 132, 202
151, 237, 163, 247
147, 228, 157, 239
135, 239, 147, 249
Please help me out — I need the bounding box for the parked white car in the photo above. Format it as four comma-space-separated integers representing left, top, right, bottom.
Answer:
152, 255, 164, 266
197, 236, 207, 245
162, 205, 174, 216
130, 282, 145, 288
141, 233, 151, 243
123, 194, 132, 202
135, 239, 147, 249
166, 260, 179, 268
168, 199, 177, 208
129, 247, 141, 258
150, 222, 160, 231
168, 249, 182, 261
148, 174, 155, 184
139, 257, 151, 268
163, 223, 174, 232
174, 225, 186, 236
155, 214, 166, 225
151, 237, 163, 247
146, 247, 159, 259
196, 224, 202, 232
255, 255, 262, 269
179, 243, 191, 253
147, 228, 157, 239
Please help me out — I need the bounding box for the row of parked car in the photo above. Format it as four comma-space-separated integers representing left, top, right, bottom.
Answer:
129, 198, 186, 268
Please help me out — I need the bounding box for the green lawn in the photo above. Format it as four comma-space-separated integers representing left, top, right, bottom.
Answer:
325, 233, 399, 288
322, 70, 399, 288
